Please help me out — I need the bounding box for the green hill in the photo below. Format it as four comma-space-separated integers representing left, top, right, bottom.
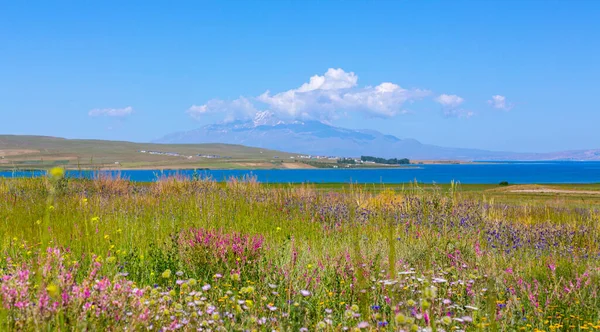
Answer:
0, 135, 301, 170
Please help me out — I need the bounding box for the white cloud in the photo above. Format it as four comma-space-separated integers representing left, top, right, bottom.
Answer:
256, 68, 361, 119
297, 68, 358, 92
188, 68, 432, 122
88, 106, 133, 117
257, 69, 430, 119
487, 95, 514, 111
336, 83, 431, 118
435, 94, 464, 108
434, 94, 472, 119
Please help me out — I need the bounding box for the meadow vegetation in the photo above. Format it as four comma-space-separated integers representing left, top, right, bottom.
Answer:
0, 170, 599, 331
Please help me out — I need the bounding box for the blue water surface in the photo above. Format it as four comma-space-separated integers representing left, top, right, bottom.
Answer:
1, 161, 600, 184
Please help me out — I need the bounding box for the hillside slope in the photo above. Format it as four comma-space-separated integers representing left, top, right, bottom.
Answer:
0, 135, 296, 169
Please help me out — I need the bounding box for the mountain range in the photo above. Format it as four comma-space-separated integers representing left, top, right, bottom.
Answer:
155, 112, 600, 161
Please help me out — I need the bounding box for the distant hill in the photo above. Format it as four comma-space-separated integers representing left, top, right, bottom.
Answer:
0, 135, 296, 169
156, 112, 600, 161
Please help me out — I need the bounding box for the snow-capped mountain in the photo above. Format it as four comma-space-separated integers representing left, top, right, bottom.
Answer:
155, 113, 512, 160
155, 112, 600, 160
252, 111, 291, 127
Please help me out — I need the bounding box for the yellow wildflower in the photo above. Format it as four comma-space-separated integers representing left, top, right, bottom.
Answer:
49, 167, 64, 179
46, 284, 60, 299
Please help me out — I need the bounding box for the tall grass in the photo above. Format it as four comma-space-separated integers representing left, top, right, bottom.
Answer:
0, 174, 599, 330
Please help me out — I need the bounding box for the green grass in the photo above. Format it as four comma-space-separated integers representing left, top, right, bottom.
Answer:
0, 134, 297, 170
0, 175, 599, 330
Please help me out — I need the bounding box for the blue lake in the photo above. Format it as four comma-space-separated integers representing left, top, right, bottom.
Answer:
1, 162, 600, 184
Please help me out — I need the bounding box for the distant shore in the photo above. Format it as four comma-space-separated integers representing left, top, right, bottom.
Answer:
0, 159, 488, 171
0, 164, 425, 172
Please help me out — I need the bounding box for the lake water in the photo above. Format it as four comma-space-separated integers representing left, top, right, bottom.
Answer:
1, 162, 600, 184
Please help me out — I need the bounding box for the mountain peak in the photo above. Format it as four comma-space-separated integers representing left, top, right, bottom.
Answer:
253, 111, 306, 127
252, 111, 279, 126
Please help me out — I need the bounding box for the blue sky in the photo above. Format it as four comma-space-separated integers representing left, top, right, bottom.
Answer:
1, 0, 598, 153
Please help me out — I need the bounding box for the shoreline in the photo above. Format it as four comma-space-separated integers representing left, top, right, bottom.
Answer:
1, 175, 599, 188
0, 165, 425, 172
2, 160, 598, 173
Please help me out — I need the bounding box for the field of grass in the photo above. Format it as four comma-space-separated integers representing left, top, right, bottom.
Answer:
0, 135, 302, 170
275, 183, 600, 207
1, 172, 599, 331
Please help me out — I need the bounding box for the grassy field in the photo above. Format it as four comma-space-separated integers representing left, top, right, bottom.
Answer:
1, 172, 599, 331
270, 183, 600, 207
0, 135, 306, 170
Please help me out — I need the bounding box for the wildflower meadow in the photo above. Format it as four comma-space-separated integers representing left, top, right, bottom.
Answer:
0, 170, 599, 331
